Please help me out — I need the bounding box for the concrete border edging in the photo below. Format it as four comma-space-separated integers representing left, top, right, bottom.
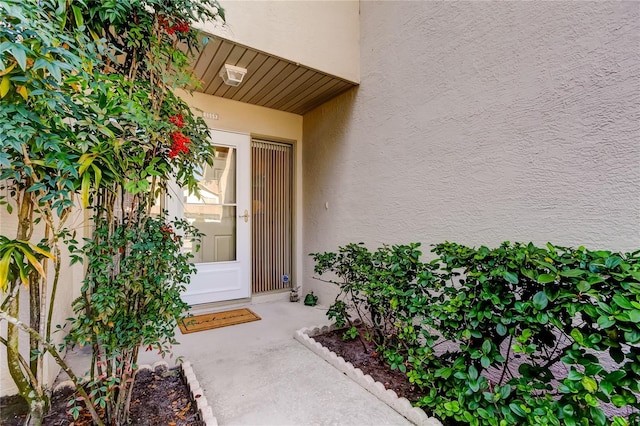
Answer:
53, 360, 217, 426
294, 325, 443, 426
180, 361, 218, 426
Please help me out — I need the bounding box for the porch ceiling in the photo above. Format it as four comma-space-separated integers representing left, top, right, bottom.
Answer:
189, 35, 358, 115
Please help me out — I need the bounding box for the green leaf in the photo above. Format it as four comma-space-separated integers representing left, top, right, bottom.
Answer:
477, 408, 490, 419
570, 329, 584, 345
600, 380, 613, 397
562, 404, 574, 417
504, 271, 518, 284
605, 256, 622, 269
532, 291, 548, 310
576, 281, 591, 292
624, 329, 640, 344
481, 356, 491, 368
597, 315, 615, 329
537, 273, 556, 284
559, 268, 584, 278
611, 395, 627, 407
612, 416, 629, 426
509, 403, 526, 417
581, 376, 597, 393
496, 323, 507, 336
584, 363, 603, 376
469, 379, 480, 392
498, 384, 511, 400
468, 365, 478, 381
628, 309, 640, 323
590, 407, 606, 426
72, 5, 84, 27
605, 370, 626, 382
444, 401, 460, 412
613, 294, 633, 309
567, 369, 583, 381
10, 46, 27, 71
435, 367, 452, 379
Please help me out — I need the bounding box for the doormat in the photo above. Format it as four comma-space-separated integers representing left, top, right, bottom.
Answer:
179, 308, 261, 334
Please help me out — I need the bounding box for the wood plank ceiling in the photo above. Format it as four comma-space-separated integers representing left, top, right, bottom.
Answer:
190, 35, 358, 115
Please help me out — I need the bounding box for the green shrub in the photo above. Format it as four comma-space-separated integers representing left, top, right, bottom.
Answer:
65, 214, 201, 424
311, 242, 640, 425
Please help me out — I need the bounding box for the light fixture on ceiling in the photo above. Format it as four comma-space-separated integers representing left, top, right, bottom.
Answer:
219, 64, 247, 87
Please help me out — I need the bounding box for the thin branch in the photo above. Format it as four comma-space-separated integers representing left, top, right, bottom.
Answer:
498, 334, 513, 386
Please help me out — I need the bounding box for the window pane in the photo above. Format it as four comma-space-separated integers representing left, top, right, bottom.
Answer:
182, 146, 237, 263
190, 146, 235, 205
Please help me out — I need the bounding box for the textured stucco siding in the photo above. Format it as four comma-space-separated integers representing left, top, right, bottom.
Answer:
302, 1, 640, 303
197, 0, 360, 83
0, 202, 85, 396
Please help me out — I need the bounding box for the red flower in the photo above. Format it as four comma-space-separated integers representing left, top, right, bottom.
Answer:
168, 21, 189, 35
169, 131, 191, 158
169, 114, 184, 128
158, 15, 189, 35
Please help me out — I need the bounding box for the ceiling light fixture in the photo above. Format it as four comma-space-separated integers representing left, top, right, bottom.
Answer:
219, 64, 247, 87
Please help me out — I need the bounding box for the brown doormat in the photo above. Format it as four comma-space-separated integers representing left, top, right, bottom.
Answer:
179, 308, 261, 334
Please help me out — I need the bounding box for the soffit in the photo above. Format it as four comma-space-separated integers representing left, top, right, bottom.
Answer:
189, 35, 357, 115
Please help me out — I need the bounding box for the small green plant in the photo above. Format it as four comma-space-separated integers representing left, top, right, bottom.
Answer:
312, 242, 640, 426
343, 326, 359, 341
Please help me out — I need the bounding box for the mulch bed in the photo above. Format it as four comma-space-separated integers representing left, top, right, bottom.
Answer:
312, 326, 424, 403
1, 366, 203, 426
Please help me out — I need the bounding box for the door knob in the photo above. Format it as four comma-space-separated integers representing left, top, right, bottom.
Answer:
238, 209, 249, 223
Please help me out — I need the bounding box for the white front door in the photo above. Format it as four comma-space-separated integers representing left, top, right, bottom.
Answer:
167, 130, 251, 305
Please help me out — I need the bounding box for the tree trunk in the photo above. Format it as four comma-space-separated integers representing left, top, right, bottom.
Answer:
5, 188, 48, 425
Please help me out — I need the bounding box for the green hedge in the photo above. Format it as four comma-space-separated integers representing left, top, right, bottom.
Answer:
311, 242, 640, 426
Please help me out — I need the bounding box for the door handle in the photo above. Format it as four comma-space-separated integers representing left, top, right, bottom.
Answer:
238, 209, 249, 223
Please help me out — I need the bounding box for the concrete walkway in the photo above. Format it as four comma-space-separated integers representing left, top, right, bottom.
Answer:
64, 298, 412, 426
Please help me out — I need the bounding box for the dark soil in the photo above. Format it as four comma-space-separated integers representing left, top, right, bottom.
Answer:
1, 366, 203, 426
313, 326, 424, 403
0, 394, 29, 425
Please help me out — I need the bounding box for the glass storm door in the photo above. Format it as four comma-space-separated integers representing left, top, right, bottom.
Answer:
167, 130, 251, 305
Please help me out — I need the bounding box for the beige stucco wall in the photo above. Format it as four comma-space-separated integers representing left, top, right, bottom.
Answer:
177, 90, 305, 292
0, 203, 85, 396
196, 0, 360, 83
302, 1, 640, 303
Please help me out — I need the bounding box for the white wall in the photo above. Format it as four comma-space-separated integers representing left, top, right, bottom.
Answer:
302, 1, 640, 303
197, 0, 360, 83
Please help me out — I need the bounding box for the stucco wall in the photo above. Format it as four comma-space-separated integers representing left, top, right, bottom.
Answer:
302, 1, 640, 303
196, 0, 360, 83
0, 202, 85, 396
